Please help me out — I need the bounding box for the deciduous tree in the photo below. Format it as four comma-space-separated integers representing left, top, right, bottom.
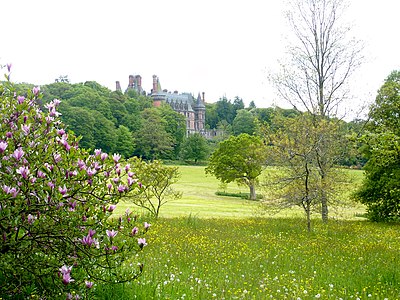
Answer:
205, 134, 266, 200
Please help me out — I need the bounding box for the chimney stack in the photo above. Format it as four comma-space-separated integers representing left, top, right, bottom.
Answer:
128, 75, 134, 88
152, 75, 158, 93
116, 81, 122, 92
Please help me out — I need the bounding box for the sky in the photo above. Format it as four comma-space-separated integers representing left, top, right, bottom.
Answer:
2, 0, 400, 119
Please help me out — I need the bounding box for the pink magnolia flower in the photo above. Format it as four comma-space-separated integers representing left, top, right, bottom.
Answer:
32, 86, 40, 96
53, 153, 61, 163
56, 128, 65, 136
100, 152, 108, 161
59, 265, 72, 275
52, 99, 61, 106
16, 166, 30, 179
106, 229, 118, 239
144, 222, 151, 230
6, 63, 12, 72
113, 177, 119, 184
108, 205, 116, 212
85, 281, 94, 289
58, 185, 67, 195
12, 148, 24, 161
117, 184, 126, 193
17, 95, 25, 104
27, 214, 35, 225
131, 227, 139, 236
62, 272, 74, 285
88, 229, 96, 237
127, 177, 135, 186
107, 183, 113, 191
5, 132, 12, 139
138, 238, 147, 249
86, 167, 96, 177
125, 164, 131, 172
112, 153, 121, 163
37, 170, 45, 178
0, 141, 8, 153
94, 149, 102, 157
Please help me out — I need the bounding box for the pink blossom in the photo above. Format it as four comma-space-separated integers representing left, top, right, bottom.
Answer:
106, 229, 118, 239
112, 153, 121, 163
52, 99, 61, 106
86, 167, 96, 177
6, 63, 12, 72
0, 141, 8, 153
144, 222, 151, 230
94, 149, 102, 157
17, 95, 25, 104
131, 227, 139, 236
47, 181, 55, 189
56, 128, 65, 136
16, 166, 30, 179
53, 153, 61, 163
37, 170, 45, 178
138, 238, 147, 249
21, 124, 30, 135
107, 183, 113, 191
108, 205, 116, 212
32, 86, 40, 96
117, 184, 126, 193
88, 229, 96, 237
113, 177, 119, 184
27, 214, 35, 225
77, 159, 86, 170
100, 152, 108, 161
62, 273, 74, 285
125, 164, 131, 172
127, 177, 135, 186
111, 245, 118, 252
59, 265, 72, 276
5, 132, 12, 139
58, 185, 67, 195
128, 171, 135, 177
85, 281, 94, 289
12, 148, 24, 160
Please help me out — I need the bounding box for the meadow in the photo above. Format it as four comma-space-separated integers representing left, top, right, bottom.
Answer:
106, 166, 400, 299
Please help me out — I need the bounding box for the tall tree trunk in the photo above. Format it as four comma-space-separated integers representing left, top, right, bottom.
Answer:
321, 190, 328, 223
249, 182, 256, 200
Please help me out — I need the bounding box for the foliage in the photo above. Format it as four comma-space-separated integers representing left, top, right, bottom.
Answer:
354, 71, 400, 221
134, 108, 174, 160
180, 133, 209, 164
0, 74, 150, 299
205, 134, 267, 200
232, 109, 257, 136
262, 114, 349, 230
126, 158, 182, 218
158, 104, 187, 160
113, 217, 400, 299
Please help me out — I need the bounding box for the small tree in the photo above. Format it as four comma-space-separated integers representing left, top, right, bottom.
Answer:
262, 114, 347, 231
127, 158, 182, 218
205, 133, 266, 200
0, 69, 150, 299
180, 133, 209, 164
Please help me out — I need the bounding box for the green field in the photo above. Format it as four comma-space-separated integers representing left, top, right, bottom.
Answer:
117, 166, 366, 220
104, 166, 400, 299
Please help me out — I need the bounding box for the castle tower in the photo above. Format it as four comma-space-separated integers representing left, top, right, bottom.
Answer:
194, 92, 206, 132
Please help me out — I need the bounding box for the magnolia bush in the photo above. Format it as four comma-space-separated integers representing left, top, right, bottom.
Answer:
0, 66, 149, 299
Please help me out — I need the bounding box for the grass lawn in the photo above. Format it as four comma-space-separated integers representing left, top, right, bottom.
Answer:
117, 165, 366, 220
100, 166, 400, 299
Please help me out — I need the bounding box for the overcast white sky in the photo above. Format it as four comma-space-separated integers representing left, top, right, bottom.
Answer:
2, 0, 400, 118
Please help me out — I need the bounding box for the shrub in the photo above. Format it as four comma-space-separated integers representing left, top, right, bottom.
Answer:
0, 67, 149, 299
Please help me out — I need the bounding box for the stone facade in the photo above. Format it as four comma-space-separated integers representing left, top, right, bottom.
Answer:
117, 75, 206, 135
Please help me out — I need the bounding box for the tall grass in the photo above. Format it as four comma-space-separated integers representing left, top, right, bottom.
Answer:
98, 217, 400, 299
